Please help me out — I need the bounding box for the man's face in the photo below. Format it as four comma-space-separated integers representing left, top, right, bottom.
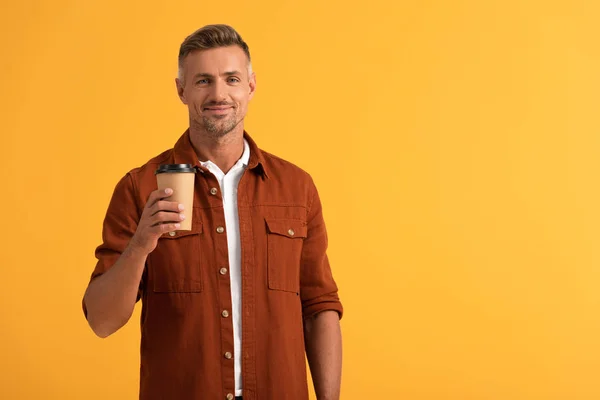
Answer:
177, 46, 256, 138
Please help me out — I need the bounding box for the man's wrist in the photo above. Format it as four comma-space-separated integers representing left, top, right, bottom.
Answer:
124, 241, 150, 262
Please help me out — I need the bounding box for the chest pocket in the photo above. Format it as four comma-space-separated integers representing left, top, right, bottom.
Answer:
149, 221, 203, 293
265, 218, 308, 293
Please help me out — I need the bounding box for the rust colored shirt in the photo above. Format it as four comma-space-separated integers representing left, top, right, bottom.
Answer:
85, 131, 343, 400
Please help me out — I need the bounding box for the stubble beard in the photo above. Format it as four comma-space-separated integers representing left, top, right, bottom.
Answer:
196, 110, 240, 140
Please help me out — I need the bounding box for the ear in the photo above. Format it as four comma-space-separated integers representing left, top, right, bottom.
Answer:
176, 78, 187, 104
248, 72, 257, 101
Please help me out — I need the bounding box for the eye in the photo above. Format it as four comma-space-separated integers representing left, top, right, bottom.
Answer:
228, 77, 241, 83
196, 78, 209, 85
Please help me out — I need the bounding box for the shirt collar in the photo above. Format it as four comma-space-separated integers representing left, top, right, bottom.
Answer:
199, 138, 250, 173
172, 130, 268, 179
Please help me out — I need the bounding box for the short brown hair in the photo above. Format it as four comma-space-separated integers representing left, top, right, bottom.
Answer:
178, 24, 251, 80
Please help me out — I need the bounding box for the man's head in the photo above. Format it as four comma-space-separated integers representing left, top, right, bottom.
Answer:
176, 24, 256, 139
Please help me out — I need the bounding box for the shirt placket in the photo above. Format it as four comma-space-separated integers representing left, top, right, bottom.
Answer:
237, 170, 257, 400
204, 165, 236, 398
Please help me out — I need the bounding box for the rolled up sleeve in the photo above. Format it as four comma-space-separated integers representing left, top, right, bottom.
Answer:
83, 172, 143, 317
299, 178, 343, 320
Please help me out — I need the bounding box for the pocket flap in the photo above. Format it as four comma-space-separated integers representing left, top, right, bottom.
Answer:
265, 218, 307, 238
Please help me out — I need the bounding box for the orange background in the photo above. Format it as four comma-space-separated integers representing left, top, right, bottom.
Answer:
1, 0, 600, 399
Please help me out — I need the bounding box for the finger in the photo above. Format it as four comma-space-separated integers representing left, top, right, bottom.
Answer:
150, 200, 184, 216
150, 222, 181, 234
146, 188, 173, 209
150, 211, 186, 226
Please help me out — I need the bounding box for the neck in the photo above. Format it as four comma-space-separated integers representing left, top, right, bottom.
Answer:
189, 125, 245, 174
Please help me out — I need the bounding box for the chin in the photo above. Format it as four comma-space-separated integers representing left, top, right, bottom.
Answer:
206, 124, 237, 137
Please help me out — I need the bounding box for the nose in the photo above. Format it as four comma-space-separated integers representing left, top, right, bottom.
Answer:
209, 79, 228, 102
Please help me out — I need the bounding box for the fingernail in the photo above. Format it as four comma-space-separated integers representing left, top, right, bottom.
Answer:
180, 214, 186, 220
174, 223, 181, 228
178, 204, 185, 211
165, 188, 172, 194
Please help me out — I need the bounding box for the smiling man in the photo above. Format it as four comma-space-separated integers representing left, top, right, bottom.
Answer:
82, 25, 343, 400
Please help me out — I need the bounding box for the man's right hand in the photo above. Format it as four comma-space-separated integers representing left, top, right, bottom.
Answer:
129, 188, 185, 255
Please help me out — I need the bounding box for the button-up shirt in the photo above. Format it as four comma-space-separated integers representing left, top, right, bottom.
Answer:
85, 130, 343, 400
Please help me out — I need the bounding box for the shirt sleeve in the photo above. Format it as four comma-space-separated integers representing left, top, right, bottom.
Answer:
82, 172, 144, 318
299, 177, 344, 320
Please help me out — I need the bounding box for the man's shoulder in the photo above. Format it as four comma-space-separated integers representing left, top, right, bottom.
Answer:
126, 148, 175, 180
259, 148, 313, 183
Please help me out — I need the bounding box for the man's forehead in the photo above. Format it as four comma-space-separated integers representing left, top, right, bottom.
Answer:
184, 46, 248, 69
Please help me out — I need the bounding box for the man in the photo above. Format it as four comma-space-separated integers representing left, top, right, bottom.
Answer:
82, 24, 343, 400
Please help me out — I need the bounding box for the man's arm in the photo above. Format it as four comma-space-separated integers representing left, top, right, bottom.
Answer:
304, 311, 342, 400
83, 176, 184, 338
84, 245, 148, 338
299, 177, 344, 399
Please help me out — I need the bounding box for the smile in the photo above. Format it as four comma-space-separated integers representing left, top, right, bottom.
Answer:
204, 106, 233, 111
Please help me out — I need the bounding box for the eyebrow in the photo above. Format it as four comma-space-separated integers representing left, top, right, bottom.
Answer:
193, 71, 243, 79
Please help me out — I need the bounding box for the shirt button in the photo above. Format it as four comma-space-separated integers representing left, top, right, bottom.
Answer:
226, 394, 234, 400
219, 267, 228, 275
169, 231, 177, 237
222, 310, 230, 318
210, 187, 218, 195
288, 228, 295, 236
224, 351, 232, 359
216, 226, 225, 234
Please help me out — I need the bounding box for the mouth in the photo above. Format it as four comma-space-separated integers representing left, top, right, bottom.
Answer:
204, 105, 234, 113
